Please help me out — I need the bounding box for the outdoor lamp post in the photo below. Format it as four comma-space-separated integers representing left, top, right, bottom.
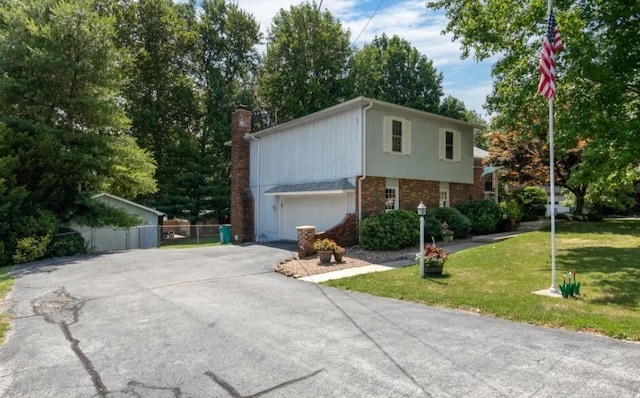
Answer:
417, 201, 427, 278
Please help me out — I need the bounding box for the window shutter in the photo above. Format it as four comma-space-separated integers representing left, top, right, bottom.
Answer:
439, 129, 445, 159
454, 130, 461, 161
383, 116, 392, 152
402, 120, 411, 155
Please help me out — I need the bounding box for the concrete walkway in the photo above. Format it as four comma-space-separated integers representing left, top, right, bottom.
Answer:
300, 220, 551, 283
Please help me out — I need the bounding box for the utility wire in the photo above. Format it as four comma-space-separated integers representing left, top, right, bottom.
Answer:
351, 0, 385, 46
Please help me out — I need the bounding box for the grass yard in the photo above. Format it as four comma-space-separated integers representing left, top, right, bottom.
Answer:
160, 236, 221, 248
0, 266, 14, 345
324, 220, 640, 341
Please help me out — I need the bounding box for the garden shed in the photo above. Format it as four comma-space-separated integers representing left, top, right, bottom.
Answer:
74, 193, 166, 253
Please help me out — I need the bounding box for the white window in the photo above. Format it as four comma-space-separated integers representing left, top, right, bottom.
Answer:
439, 128, 461, 161
384, 116, 411, 155
439, 191, 449, 207
385, 178, 399, 211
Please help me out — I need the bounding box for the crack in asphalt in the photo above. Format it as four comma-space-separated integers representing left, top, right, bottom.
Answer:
32, 287, 108, 397
120, 380, 183, 397
204, 369, 323, 398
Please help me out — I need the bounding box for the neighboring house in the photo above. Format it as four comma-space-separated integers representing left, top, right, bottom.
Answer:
75, 193, 165, 253
229, 97, 485, 244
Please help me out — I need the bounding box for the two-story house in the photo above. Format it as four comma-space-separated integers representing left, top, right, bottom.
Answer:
229, 97, 485, 245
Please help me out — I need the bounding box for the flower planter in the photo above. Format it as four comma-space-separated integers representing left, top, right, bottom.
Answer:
334, 252, 343, 263
424, 266, 444, 276
317, 250, 333, 264
442, 234, 453, 243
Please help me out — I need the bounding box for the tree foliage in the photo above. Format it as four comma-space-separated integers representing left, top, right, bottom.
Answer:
428, 0, 640, 203
351, 34, 444, 113
0, 0, 155, 264
117, 0, 259, 221
258, 1, 352, 124
486, 129, 589, 214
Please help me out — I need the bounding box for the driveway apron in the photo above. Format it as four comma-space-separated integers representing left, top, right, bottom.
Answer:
1, 244, 639, 397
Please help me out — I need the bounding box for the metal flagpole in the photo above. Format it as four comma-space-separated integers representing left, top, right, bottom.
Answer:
549, 96, 557, 293
547, 0, 558, 293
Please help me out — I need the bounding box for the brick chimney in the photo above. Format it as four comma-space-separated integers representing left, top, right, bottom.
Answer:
230, 106, 254, 243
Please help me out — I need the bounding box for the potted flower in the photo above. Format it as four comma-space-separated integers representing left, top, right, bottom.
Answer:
416, 244, 448, 276
314, 238, 336, 264
333, 245, 346, 263
441, 221, 454, 243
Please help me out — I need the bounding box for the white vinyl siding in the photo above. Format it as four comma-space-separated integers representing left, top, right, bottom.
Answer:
439, 128, 461, 161
383, 116, 411, 155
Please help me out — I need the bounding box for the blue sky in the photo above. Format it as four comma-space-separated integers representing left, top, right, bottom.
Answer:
233, 0, 495, 119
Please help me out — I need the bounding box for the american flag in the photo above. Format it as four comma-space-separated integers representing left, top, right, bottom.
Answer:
537, 10, 563, 98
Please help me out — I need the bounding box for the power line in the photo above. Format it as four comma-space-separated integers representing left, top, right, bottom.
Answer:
351, 0, 385, 46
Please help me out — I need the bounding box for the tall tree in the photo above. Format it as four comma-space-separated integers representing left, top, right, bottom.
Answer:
350, 34, 444, 113
116, 0, 260, 221
0, 0, 156, 264
486, 127, 589, 214
258, 1, 352, 124
0, 0, 128, 132
117, 0, 202, 219
428, 0, 640, 187
196, 0, 260, 221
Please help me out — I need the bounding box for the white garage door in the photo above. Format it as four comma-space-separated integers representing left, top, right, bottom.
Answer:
281, 195, 346, 240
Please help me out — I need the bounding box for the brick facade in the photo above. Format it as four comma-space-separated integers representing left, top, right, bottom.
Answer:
357, 176, 386, 218
449, 182, 474, 206
399, 179, 440, 209
315, 213, 358, 248
358, 176, 480, 217
230, 108, 254, 243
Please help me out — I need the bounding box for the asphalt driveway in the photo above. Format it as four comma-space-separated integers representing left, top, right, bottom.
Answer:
1, 244, 639, 397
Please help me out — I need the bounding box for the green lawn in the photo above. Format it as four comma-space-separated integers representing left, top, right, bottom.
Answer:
160, 236, 221, 248
0, 266, 14, 345
324, 220, 640, 341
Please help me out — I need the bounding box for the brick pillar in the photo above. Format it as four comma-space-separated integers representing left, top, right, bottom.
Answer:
230, 107, 254, 243
296, 226, 316, 258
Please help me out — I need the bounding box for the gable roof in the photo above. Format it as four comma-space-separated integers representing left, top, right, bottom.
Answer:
247, 96, 485, 140
264, 178, 355, 196
93, 193, 165, 216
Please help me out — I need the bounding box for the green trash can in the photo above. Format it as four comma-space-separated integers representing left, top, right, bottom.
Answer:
219, 224, 232, 244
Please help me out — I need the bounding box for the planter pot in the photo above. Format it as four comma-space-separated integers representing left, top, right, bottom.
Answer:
424, 265, 444, 276
334, 252, 344, 263
442, 234, 453, 243
317, 250, 333, 264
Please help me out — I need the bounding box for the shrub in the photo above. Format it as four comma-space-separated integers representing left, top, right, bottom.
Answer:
500, 200, 522, 221
457, 199, 502, 234
8, 210, 57, 264
512, 186, 547, 221
12, 236, 50, 264
359, 209, 419, 250
422, 213, 443, 240
46, 229, 88, 259
429, 207, 472, 238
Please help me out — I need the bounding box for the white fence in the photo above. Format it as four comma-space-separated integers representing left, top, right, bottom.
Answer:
75, 225, 162, 253
75, 224, 225, 253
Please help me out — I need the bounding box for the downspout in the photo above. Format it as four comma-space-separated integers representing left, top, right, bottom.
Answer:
250, 134, 261, 242
358, 101, 374, 235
